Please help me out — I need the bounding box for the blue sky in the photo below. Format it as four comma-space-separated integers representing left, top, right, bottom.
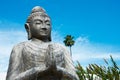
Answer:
0, 0, 120, 79
0, 0, 120, 45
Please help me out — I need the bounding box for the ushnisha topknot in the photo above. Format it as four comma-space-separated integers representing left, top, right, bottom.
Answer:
31, 6, 46, 14
26, 6, 49, 23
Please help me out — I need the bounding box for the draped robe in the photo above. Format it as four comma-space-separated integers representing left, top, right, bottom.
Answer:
6, 41, 79, 80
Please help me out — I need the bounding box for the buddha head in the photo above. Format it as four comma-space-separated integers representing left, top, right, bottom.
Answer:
25, 6, 51, 41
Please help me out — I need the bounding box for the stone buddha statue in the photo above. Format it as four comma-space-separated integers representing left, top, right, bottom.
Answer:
6, 6, 79, 80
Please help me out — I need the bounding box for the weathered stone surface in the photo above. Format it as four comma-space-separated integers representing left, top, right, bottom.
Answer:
6, 6, 79, 80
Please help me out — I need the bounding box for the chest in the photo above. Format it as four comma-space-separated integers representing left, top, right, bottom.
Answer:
22, 42, 65, 70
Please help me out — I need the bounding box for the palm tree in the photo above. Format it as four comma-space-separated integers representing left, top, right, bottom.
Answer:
63, 35, 75, 56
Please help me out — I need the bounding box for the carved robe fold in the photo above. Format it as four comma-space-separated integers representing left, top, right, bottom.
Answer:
6, 41, 79, 80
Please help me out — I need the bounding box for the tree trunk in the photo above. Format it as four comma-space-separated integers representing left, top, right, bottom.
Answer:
70, 46, 72, 56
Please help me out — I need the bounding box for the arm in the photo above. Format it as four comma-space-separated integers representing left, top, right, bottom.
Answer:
61, 46, 79, 80
6, 44, 23, 80
6, 43, 49, 80
15, 66, 48, 80
50, 43, 79, 80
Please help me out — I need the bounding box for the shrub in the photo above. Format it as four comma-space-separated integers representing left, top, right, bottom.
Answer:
76, 55, 120, 80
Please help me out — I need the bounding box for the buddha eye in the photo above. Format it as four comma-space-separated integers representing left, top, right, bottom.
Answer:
35, 21, 41, 24
34, 20, 42, 24
45, 21, 51, 26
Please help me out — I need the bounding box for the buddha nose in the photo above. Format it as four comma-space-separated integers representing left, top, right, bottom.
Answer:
41, 27, 47, 30
41, 23, 48, 30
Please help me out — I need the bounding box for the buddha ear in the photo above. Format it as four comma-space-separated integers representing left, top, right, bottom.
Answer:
48, 31, 52, 41
25, 23, 32, 40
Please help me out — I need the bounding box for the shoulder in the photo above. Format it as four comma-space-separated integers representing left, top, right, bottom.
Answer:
9, 42, 28, 60
12, 41, 28, 52
51, 42, 69, 52
51, 42, 65, 49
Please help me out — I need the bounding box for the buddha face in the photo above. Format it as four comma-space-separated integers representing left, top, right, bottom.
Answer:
28, 15, 51, 40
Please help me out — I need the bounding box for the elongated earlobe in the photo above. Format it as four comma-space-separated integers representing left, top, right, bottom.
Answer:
48, 32, 51, 41
25, 23, 32, 40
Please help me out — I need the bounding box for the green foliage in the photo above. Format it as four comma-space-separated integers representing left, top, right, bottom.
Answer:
76, 56, 120, 80
63, 35, 75, 55
63, 35, 75, 47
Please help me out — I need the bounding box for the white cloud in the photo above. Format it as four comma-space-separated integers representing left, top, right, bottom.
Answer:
52, 30, 64, 43
75, 36, 89, 44
0, 72, 6, 80
0, 31, 26, 55
72, 36, 120, 66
